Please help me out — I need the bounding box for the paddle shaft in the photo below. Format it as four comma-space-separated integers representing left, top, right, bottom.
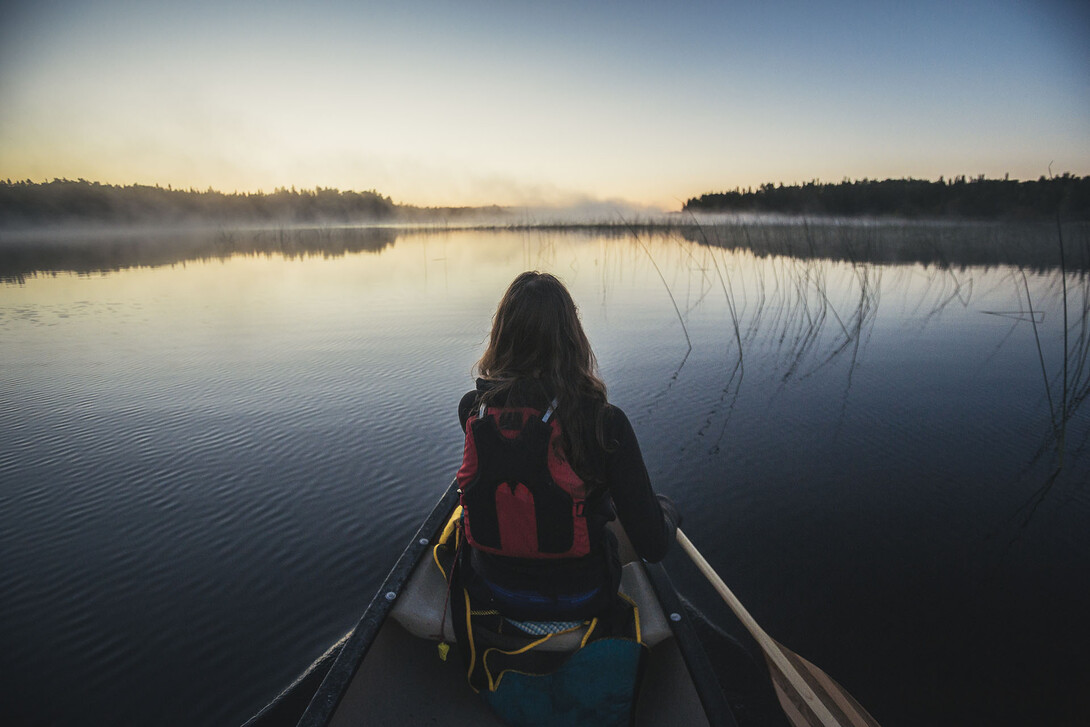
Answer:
676, 529, 842, 727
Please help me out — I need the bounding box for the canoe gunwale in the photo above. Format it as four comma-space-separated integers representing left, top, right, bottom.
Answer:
297, 480, 461, 727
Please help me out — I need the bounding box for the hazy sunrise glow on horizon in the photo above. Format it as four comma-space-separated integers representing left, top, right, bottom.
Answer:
1, 0, 1088, 210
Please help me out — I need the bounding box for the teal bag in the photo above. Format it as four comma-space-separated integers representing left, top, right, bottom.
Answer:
481, 638, 645, 727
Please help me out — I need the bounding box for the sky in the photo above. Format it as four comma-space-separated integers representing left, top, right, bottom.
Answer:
1, 0, 1088, 210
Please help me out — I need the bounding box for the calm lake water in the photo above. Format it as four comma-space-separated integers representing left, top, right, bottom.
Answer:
1, 222, 1088, 726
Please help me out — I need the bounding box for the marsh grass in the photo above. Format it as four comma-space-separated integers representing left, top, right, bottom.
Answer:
1004, 220, 1090, 530
619, 220, 1087, 527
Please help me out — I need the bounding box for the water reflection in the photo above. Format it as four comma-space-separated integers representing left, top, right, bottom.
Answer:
0, 226, 399, 282
2, 220, 1087, 284
677, 219, 1090, 271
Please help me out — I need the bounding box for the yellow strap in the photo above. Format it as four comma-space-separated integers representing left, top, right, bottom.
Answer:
482, 621, 590, 692
432, 545, 447, 580
439, 505, 463, 546
464, 589, 479, 693
579, 617, 598, 648
617, 592, 644, 646
432, 505, 463, 579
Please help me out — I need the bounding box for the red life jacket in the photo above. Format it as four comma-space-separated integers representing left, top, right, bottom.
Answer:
457, 399, 591, 559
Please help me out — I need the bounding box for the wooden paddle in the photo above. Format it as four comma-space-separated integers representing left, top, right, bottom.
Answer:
677, 529, 881, 727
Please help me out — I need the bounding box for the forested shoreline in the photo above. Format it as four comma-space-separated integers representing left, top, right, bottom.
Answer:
685, 175, 1090, 220
0, 179, 502, 228
3, 175, 1090, 228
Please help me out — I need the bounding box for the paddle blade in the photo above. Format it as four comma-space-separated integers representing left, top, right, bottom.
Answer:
765, 641, 880, 727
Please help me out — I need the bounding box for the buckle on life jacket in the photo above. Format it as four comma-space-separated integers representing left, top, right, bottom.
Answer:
574, 501, 586, 517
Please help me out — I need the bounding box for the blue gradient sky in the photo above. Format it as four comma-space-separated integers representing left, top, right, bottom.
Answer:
1, 0, 1087, 208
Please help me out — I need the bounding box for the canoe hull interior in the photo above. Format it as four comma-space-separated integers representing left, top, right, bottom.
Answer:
328, 616, 711, 726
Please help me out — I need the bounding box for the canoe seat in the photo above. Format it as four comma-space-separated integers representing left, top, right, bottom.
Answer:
391, 557, 672, 650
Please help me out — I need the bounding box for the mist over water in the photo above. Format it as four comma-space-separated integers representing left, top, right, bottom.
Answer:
1, 224, 1088, 726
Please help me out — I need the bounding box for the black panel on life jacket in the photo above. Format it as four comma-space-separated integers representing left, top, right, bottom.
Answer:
461, 413, 575, 554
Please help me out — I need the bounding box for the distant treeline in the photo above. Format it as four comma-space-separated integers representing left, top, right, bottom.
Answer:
0, 179, 499, 228
684, 175, 1090, 220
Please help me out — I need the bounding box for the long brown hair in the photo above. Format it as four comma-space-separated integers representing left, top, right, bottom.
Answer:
476, 271, 609, 480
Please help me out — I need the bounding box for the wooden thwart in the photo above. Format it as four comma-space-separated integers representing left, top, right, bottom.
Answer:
676, 529, 880, 727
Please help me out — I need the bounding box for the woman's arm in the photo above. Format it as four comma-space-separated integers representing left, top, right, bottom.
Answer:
602, 406, 679, 563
